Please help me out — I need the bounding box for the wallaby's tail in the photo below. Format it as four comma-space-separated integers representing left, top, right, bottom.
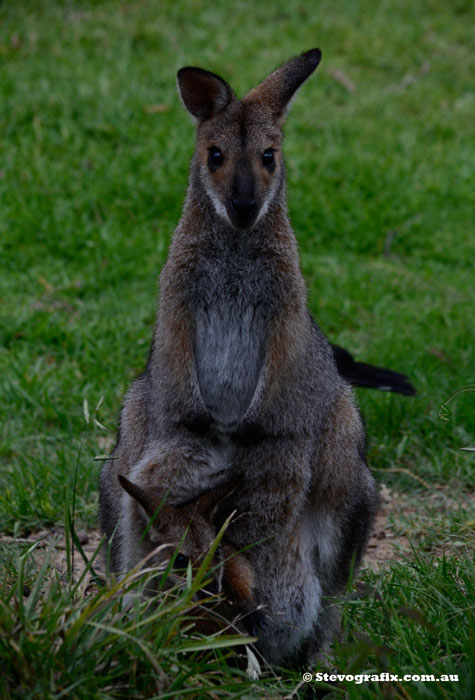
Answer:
331, 345, 416, 396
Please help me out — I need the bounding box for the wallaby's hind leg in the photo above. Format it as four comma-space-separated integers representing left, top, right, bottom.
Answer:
303, 387, 379, 661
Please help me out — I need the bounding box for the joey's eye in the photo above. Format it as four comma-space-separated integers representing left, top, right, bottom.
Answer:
173, 553, 189, 569
208, 147, 224, 169
262, 149, 275, 170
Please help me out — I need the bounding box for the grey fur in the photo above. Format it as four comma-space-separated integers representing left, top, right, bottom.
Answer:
99, 49, 379, 666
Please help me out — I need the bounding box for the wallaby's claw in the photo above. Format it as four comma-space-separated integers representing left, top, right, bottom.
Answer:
244, 608, 267, 636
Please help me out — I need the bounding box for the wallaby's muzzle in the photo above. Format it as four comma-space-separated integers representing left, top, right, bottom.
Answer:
229, 196, 258, 230
226, 162, 259, 230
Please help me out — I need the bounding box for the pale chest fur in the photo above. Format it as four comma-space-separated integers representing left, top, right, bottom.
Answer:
190, 247, 279, 428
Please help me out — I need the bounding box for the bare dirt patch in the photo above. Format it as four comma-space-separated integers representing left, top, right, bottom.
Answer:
364, 483, 475, 570
1, 527, 105, 587
364, 483, 411, 570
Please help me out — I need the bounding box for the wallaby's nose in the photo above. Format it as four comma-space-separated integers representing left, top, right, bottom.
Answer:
231, 198, 257, 218
229, 167, 258, 228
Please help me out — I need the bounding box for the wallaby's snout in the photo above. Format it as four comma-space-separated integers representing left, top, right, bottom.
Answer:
229, 162, 258, 230
177, 49, 322, 232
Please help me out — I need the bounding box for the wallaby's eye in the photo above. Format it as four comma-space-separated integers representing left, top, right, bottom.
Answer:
262, 149, 275, 170
173, 553, 189, 569
208, 147, 224, 169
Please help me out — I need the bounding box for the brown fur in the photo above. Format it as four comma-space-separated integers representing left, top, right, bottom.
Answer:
99, 49, 379, 666
117, 474, 263, 634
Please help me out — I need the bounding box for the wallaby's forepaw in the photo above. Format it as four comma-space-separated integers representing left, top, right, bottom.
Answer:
243, 607, 267, 637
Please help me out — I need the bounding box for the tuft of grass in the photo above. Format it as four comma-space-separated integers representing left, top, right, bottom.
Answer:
319, 550, 474, 699
0, 526, 286, 700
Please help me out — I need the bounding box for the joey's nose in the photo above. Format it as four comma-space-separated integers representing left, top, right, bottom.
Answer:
198, 580, 220, 597
231, 198, 257, 218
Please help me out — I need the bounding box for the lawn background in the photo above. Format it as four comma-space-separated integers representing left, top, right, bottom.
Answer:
0, 1, 473, 698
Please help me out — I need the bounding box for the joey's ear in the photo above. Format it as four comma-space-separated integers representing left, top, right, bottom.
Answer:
177, 67, 234, 123
208, 477, 242, 526
118, 474, 168, 519
180, 477, 241, 523
244, 48, 322, 123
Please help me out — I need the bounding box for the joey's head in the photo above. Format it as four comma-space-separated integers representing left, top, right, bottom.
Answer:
118, 474, 234, 593
177, 49, 322, 231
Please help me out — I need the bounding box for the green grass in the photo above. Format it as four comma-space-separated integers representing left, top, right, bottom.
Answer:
0, 0, 473, 698
0, 529, 279, 699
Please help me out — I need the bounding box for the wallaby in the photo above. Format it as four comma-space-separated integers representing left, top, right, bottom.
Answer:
117, 473, 265, 635
100, 48, 379, 666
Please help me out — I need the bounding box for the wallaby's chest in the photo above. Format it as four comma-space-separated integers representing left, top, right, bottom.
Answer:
190, 254, 278, 427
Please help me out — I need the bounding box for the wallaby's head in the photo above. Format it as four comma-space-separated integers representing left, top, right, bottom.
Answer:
118, 474, 236, 592
177, 49, 321, 231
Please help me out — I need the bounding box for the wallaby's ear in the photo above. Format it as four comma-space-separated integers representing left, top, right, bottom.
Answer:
118, 474, 168, 519
177, 67, 234, 124
244, 48, 322, 123
208, 476, 242, 526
